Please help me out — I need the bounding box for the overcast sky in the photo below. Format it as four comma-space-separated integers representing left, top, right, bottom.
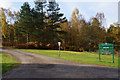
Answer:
0, 0, 119, 28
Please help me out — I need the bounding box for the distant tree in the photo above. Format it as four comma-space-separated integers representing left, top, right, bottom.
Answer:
0, 8, 12, 43
0, 8, 24, 45
61, 8, 88, 50
32, 0, 47, 43
18, 2, 33, 43
0, 12, 2, 40
107, 23, 120, 43
61, 21, 70, 50
96, 13, 105, 26
62, 11, 107, 51
45, 0, 67, 44
87, 16, 106, 51
0, 8, 9, 39
106, 23, 120, 51
79, 20, 89, 50
70, 8, 84, 48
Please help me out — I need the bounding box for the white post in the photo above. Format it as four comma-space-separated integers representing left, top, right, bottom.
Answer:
59, 45, 60, 56
58, 42, 61, 56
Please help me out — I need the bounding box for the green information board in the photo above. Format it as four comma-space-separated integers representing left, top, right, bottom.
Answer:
99, 43, 114, 63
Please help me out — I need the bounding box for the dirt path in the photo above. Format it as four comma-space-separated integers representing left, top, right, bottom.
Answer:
2, 48, 119, 78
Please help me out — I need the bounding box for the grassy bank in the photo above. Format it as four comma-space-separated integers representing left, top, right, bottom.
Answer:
0, 52, 19, 73
20, 49, 118, 67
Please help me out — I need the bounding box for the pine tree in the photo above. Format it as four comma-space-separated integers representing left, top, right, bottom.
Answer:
18, 2, 33, 43
32, 0, 47, 43
46, 0, 67, 44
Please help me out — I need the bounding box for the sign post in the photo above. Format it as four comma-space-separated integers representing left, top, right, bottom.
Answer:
58, 42, 61, 56
99, 43, 114, 63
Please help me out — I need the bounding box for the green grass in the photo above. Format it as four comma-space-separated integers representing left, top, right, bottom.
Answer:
20, 49, 119, 67
0, 52, 19, 73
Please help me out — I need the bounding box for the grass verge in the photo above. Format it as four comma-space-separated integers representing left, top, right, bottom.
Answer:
20, 49, 119, 67
0, 52, 19, 73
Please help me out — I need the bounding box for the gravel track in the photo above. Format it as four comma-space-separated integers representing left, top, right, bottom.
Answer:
1, 48, 119, 78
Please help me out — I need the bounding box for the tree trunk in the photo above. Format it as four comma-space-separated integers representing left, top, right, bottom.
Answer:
17, 34, 19, 44
27, 33, 29, 48
27, 33, 29, 44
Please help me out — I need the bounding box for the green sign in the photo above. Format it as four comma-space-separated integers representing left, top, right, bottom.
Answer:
99, 43, 114, 63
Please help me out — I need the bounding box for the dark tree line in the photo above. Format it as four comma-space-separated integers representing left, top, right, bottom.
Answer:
0, 1, 120, 53
18, 1, 67, 45
1, 0, 67, 49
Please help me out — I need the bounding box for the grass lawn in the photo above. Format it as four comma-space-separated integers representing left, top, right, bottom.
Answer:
20, 49, 119, 67
0, 52, 19, 73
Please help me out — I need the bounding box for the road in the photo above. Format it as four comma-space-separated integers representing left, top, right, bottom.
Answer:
1, 48, 119, 78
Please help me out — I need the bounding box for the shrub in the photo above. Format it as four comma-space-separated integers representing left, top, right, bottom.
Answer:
2, 42, 13, 46
26, 42, 36, 49
15, 44, 27, 49
15, 42, 37, 49
78, 48, 84, 52
46, 44, 58, 50
60, 44, 64, 50
65, 46, 70, 50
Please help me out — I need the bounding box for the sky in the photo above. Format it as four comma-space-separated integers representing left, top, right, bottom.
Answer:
0, 0, 119, 29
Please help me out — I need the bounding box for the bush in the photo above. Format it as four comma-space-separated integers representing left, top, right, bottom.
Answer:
60, 44, 65, 50
15, 44, 27, 49
15, 42, 38, 49
65, 46, 70, 50
46, 44, 58, 50
2, 42, 13, 46
26, 42, 36, 49
79, 48, 84, 52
